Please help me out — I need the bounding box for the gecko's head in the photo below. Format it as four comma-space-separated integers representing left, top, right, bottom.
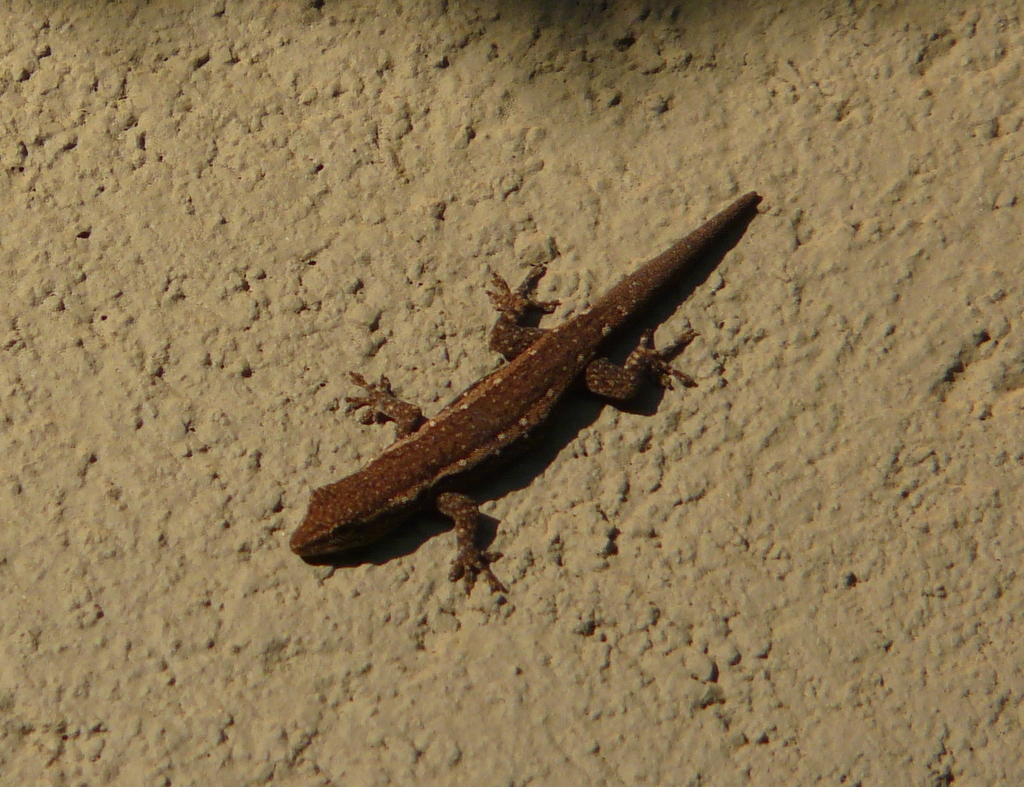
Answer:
290, 471, 418, 558
289, 488, 376, 557
289, 509, 363, 557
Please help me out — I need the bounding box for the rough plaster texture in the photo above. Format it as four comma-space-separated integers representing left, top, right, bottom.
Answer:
1, 0, 1023, 784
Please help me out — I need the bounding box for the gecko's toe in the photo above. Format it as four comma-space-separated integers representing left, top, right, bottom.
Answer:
449, 549, 507, 595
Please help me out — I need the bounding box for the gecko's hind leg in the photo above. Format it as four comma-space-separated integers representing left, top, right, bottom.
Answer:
487, 263, 559, 360
585, 328, 698, 401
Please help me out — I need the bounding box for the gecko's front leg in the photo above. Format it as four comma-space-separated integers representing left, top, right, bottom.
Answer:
344, 372, 426, 437
436, 492, 508, 594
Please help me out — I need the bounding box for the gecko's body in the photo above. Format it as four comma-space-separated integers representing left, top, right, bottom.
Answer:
291, 192, 761, 591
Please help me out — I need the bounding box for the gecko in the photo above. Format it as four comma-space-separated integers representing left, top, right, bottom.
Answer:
290, 191, 762, 592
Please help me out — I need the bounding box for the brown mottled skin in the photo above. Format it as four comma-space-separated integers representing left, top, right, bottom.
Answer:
291, 192, 762, 592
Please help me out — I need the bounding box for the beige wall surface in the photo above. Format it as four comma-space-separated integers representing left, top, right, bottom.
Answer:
1, 0, 1022, 784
